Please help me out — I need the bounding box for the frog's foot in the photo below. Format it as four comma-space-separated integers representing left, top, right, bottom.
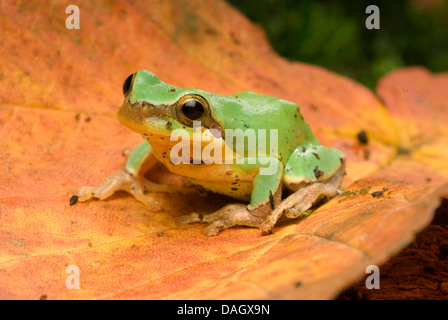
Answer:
176, 204, 264, 236
260, 163, 346, 235
72, 169, 184, 207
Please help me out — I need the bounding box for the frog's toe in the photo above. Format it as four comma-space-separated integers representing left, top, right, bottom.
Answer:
175, 212, 203, 225
72, 186, 115, 202
176, 204, 263, 236
204, 221, 227, 236
72, 169, 188, 208
72, 170, 133, 204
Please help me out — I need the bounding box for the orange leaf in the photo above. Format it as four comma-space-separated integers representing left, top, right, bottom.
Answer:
0, 0, 447, 299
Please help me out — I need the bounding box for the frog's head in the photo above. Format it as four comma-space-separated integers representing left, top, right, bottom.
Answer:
118, 70, 223, 142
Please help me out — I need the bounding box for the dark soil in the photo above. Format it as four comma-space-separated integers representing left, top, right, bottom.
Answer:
337, 198, 448, 300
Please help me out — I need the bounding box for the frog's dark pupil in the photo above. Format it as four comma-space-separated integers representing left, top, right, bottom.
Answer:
181, 100, 205, 120
122, 73, 134, 96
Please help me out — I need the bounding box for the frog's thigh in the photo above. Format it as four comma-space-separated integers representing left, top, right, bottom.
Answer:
282, 143, 345, 191
177, 157, 283, 236
74, 141, 182, 205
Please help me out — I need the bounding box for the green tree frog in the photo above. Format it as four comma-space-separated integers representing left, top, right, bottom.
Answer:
72, 70, 345, 235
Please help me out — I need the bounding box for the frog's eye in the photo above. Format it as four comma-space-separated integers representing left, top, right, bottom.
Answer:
122, 73, 135, 96
175, 94, 210, 126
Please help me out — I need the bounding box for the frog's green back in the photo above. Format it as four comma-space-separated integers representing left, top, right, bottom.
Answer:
129, 70, 319, 163
208, 92, 319, 163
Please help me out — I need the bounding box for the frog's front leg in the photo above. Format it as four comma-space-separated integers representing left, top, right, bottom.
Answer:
72, 141, 183, 207
177, 157, 283, 236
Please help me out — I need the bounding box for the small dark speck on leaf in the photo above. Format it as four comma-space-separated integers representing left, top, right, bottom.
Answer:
372, 187, 388, 198
357, 130, 368, 145
40, 294, 47, 300
371, 191, 383, 198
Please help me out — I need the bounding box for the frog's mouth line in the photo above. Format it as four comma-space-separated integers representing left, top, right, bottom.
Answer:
117, 99, 176, 136
117, 99, 225, 139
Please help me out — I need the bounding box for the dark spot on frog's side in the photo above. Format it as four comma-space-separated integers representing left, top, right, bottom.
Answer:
231, 187, 238, 191
313, 166, 323, 179
269, 191, 274, 210
312, 152, 320, 160
166, 121, 172, 129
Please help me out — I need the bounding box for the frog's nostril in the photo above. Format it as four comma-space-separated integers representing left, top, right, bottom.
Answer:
122, 73, 135, 96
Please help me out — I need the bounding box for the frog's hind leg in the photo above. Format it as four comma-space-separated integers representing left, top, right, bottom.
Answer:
260, 159, 346, 234
176, 156, 283, 236
176, 204, 266, 236
72, 141, 183, 207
